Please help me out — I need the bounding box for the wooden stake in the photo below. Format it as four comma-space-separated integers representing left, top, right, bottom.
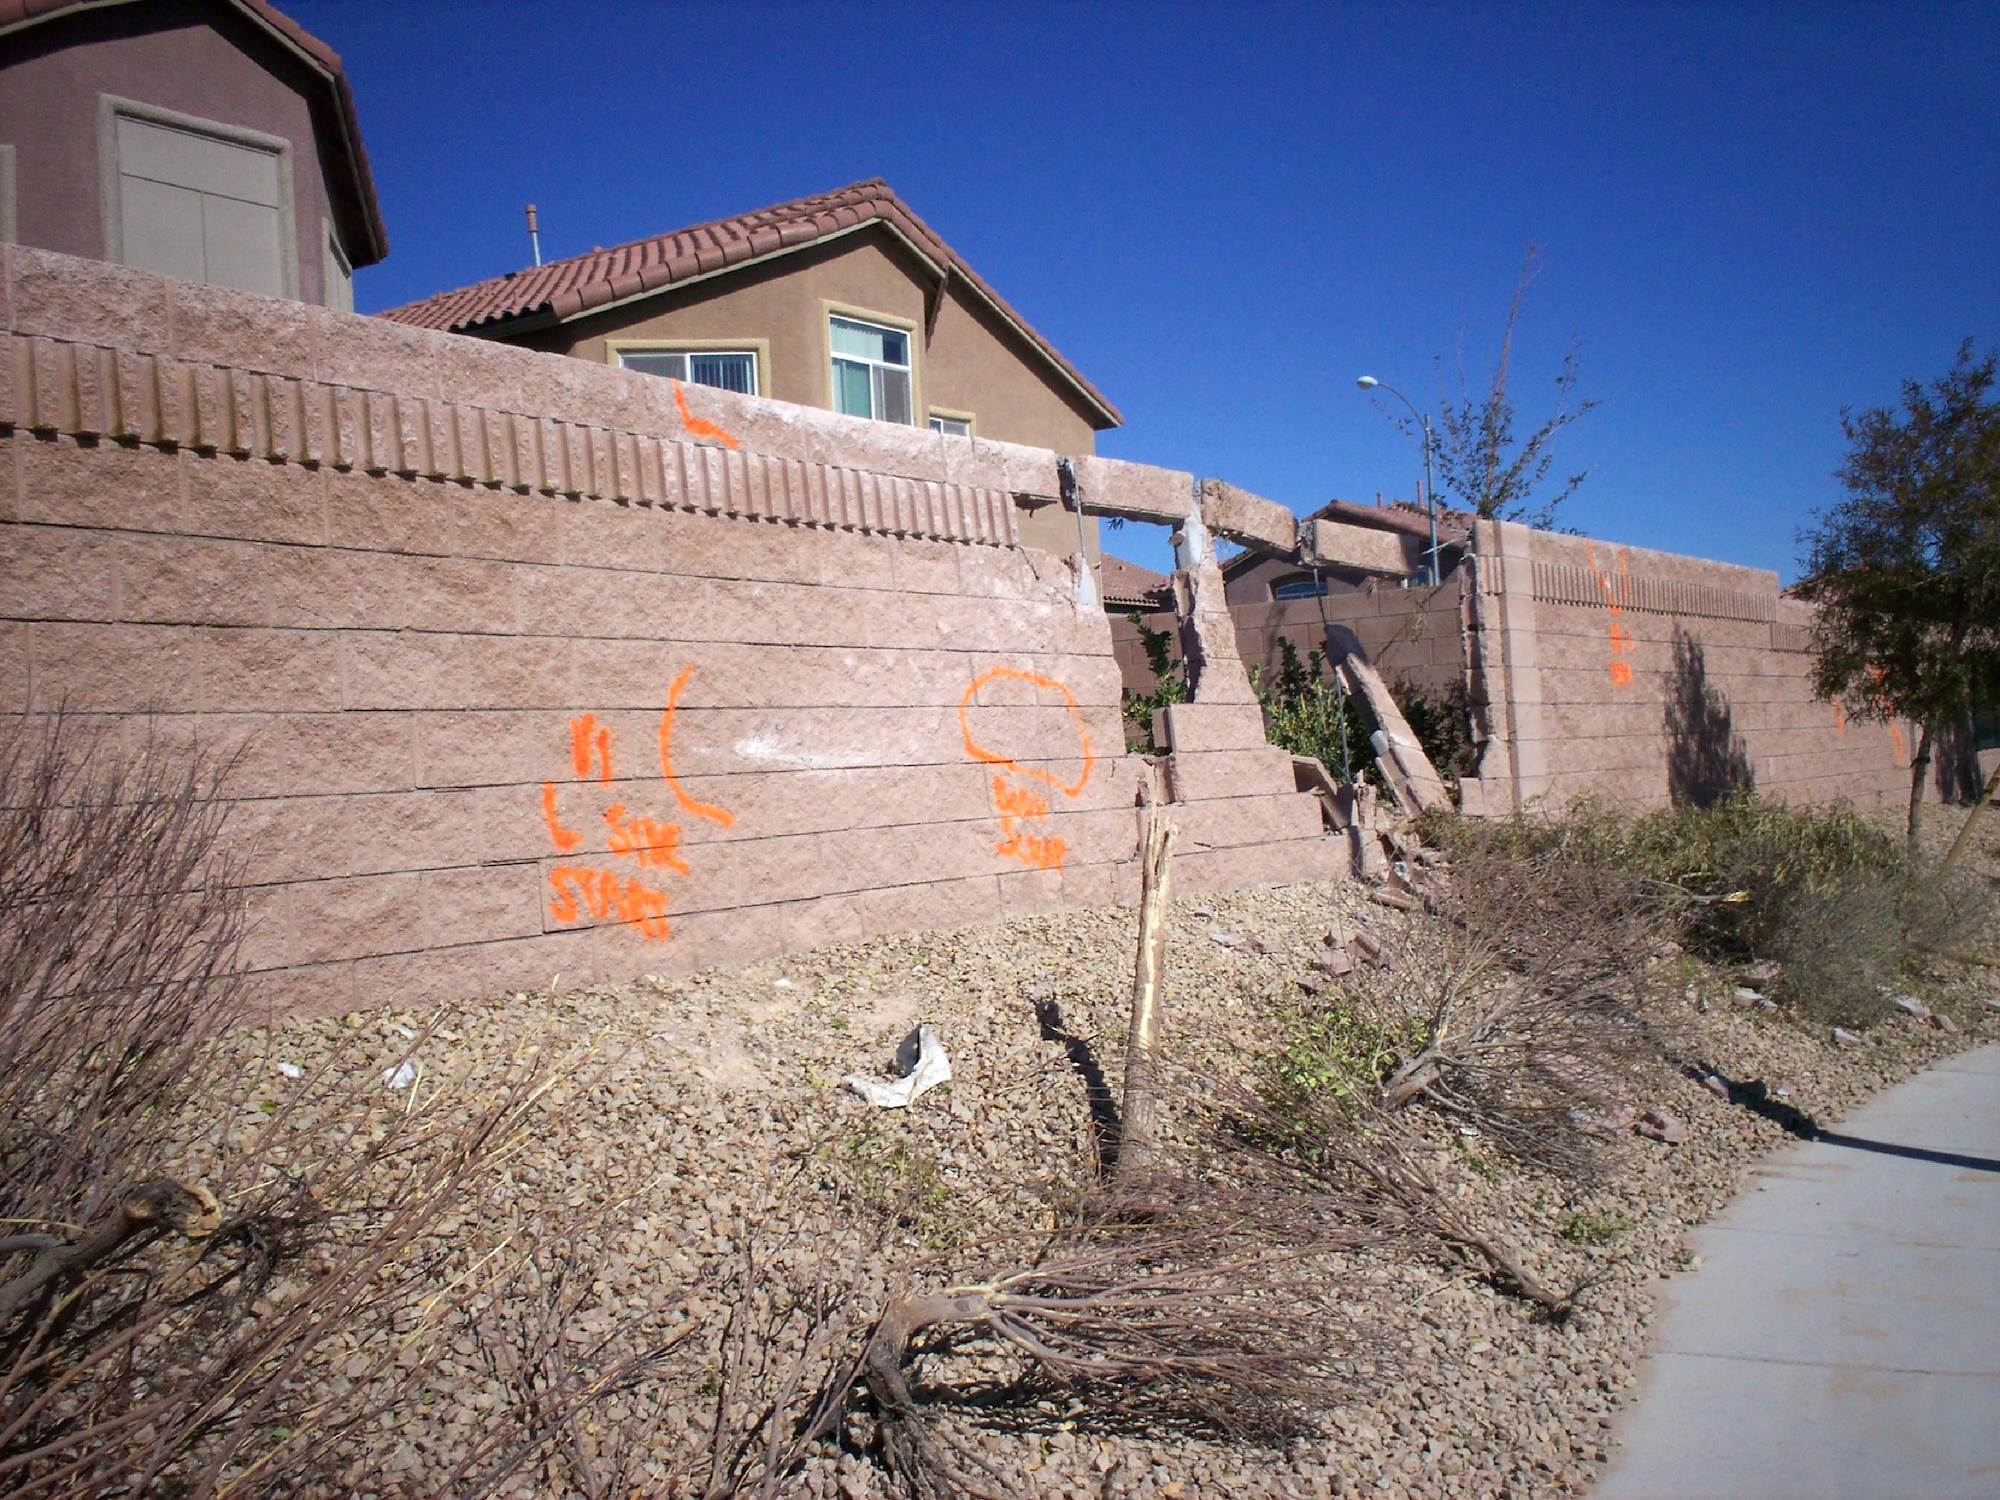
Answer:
1940, 758, 2000, 877
1118, 803, 1177, 1182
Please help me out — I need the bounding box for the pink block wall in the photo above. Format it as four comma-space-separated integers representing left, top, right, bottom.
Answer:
1463, 522, 1915, 813
1, 246, 1336, 1018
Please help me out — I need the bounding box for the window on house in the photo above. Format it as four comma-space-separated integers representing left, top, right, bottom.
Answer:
928, 414, 971, 437
616, 349, 757, 395
323, 225, 353, 314
830, 316, 912, 424
1271, 574, 1330, 601
114, 113, 285, 297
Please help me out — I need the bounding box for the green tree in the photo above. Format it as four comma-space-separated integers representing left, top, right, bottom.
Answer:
1793, 341, 2000, 848
1431, 245, 1600, 529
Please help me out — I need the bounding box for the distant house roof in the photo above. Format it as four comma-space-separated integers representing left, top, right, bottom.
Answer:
379, 178, 1121, 430
1100, 554, 1171, 610
0, 0, 388, 266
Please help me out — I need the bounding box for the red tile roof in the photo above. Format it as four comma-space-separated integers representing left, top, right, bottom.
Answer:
0, 0, 388, 266
380, 179, 1121, 429
1100, 554, 1171, 609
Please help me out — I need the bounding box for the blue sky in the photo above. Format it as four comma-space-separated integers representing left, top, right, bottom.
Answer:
297, 0, 1999, 582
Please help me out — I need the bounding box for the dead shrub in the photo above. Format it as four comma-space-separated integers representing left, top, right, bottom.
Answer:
851, 1172, 1379, 1500
0, 716, 645, 1499
1272, 851, 1668, 1174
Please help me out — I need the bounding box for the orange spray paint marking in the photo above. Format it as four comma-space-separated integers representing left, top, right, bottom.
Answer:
671, 380, 739, 450
547, 865, 671, 941
959, 666, 1094, 873
539, 672, 731, 944
1586, 542, 1637, 688
659, 665, 736, 827
1861, 667, 1908, 765
541, 781, 582, 853
1833, 702, 1847, 734
958, 667, 1096, 795
604, 803, 691, 874
570, 714, 614, 783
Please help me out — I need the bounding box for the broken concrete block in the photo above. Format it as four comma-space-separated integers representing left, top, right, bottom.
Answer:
1634, 1110, 1689, 1145
1061, 453, 1192, 525
1732, 986, 1765, 1007
1930, 1012, 1960, 1035
1832, 1026, 1864, 1048
1350, 928, 1386, 965
1198, 478, 1299, 554
1702, 1074, 1732, 1101
1297, 516, 1412, 577
1312, 947, 1354, 977
1326, 625, 1450, 814
1170, 563, 1258, 707
1889, 994, 1933, 1022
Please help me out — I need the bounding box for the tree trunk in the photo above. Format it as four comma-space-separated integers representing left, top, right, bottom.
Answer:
1117, 806, 1177, 1182
1906, 722, 1934, 852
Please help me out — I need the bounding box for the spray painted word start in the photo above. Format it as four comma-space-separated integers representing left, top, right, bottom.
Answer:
539, 666, 733, 941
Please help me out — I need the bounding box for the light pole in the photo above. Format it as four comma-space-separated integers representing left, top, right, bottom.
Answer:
1356, 375, 1439, 584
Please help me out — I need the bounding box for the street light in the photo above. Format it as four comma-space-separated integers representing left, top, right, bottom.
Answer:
1355, 375, 1440, 584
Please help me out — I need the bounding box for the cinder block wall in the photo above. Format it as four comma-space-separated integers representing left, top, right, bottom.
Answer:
1462, 521, 1915, 813
1, 247, 1336, 1019
1109, 577, 1464, 708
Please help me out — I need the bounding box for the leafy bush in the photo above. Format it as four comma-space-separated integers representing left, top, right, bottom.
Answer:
1424, 792, 1905, 961
1394, 676, 1480, 783
1254, 640, 1374, 784
1122, 611, 1189, 753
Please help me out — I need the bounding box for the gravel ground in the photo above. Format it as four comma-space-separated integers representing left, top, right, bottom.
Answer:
192, 809, 2000, 1500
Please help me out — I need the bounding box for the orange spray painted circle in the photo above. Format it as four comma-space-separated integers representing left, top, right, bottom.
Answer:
958, 666, 1095, 798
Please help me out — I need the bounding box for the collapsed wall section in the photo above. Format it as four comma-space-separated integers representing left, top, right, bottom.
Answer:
0, 246, 1337, 1018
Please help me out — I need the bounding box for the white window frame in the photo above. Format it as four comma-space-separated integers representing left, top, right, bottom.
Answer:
96, 94, 297, 300
927, 408, 974, 438
823, 303, 919, 425
1271, 574, 1330, 602
607, 338, 764, 397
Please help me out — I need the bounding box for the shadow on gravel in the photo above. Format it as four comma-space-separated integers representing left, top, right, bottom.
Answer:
1034, 995, 1122, 1176
1689, 1063, 2000, 1174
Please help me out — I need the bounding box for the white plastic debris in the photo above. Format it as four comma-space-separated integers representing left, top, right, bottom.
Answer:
275, 1060, 303, 1080
844, 1024, 951, 1109
383, 1061, 418, 1090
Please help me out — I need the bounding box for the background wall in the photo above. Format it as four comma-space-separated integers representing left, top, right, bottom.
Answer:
1109, 578, 1463, 715
1461, 521, 1916, 815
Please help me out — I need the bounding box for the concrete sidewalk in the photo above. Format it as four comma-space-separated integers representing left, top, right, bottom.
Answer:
1596, 1043, 2000, 1500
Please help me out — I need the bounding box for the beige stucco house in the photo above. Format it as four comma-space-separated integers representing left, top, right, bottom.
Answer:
0, 0, 387, 310
382, 180, 1123, 564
